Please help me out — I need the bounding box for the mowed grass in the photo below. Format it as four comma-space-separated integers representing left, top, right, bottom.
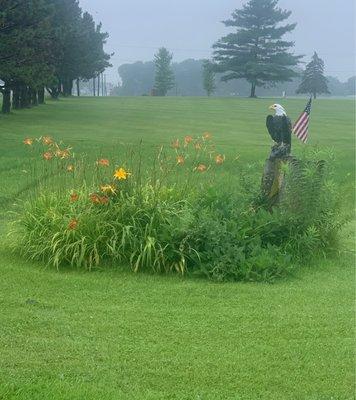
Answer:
0, 97, 354, 399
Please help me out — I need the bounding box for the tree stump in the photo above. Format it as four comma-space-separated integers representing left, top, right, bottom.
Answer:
261, 148, 326, 210
261, 157, 288, 207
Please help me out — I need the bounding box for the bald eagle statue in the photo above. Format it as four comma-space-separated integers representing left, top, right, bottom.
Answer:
266, 104, 292, 159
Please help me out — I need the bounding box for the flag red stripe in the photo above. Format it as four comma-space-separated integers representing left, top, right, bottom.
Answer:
298, 131, 308, 142
294, 121, 308, 136
299, 126, 308, 141
293, 99, 312, 143
294, 112, 307, 125
294, 113, 308, 130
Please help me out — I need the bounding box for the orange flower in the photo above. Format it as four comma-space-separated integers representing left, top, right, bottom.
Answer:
177, 155, 185, 165
171, 139, 180, 149
184, 135, 193, 145
196, 163, 207, 172
99, 195, 109, 205
90, 193, 109, 205
67, 164, 74, 172
70, 192, 79, 202
114, 167, 131, 180
43, 151, 53, 161
42, 136, 53, 145
215, 154, 225, 165
89, 193, 101, 204
100, 184, 117, 194
23, 138, 33, 146
97, 158, 110, 167
68, 219, 78, 230
202, 132, 212, 140
56, 148, 70, 159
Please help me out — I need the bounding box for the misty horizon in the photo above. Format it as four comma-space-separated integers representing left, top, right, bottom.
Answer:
79, 0, 355, 83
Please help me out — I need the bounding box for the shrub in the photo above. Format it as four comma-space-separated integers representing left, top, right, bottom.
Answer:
9, 136, 347, 282
188, 151, 346, 282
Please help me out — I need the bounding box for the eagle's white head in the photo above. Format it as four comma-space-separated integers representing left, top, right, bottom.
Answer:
269, 104, 286, 116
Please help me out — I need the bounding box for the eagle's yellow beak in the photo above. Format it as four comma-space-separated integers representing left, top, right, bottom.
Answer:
269, 105, 275, 110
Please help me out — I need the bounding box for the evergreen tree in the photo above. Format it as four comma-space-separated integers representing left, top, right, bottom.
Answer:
0, 0, 54, 113
0, 0, 111, 112
296, 52, 330, 99
153, 47, 175, 96
202, 60, 216, 96
213, 0, 301, 97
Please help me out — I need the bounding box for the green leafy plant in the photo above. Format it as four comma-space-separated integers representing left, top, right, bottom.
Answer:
9, 136, 347, 282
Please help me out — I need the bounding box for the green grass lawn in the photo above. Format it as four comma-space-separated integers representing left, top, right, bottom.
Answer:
0, 97, 354, 399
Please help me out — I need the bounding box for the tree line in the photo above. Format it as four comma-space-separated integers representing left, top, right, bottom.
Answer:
112, 57, 354, 98
119, 0, 352, 99
0, 0, 111, 114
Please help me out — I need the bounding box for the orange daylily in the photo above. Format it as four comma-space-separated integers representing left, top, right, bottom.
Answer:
114, 167, 131, 180
43, 151, 53, 161
89, 193, 101, 204
23, 138, 33, 146
55, 148, 71, 159
97, 158, 110, 167
90, 193, 109, 205
99, 195, 109, 205
196, 163, 207, 172
215, 154, 225, 165
42, 136, 53, 145
184, 135, 193, 146
177, 155, 185, 165
67, 164, 75, 172
70, 192, 79, 202
68, 219, 78, 230
202, 132, 212, 140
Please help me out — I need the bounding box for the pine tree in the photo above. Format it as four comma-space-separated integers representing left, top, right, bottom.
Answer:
0, 0, 54, 113
202, 60, 216, 96
296, 52, 330, 99
153, 48, 175, 96
213, 0, 301, 98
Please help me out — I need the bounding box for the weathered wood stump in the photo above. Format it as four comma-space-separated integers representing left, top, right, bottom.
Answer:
261, 147, 326, 209
261, 156, 289, 207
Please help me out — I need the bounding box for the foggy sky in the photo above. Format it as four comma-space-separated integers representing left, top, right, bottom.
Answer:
79, 0, 355, 83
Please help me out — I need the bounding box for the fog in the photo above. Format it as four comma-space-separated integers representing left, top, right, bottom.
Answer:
79, 0, 355, 83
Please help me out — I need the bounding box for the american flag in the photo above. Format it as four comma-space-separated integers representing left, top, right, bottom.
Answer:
293, 98, 312, 143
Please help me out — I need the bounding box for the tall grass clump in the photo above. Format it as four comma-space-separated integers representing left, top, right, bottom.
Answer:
9, 135, 347, 282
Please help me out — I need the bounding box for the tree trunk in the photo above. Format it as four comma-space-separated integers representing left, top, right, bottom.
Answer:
250, 82, 257, 98
12, 85, 20, 109
62, 79, 73, 97
97, 75, 100, 97
30, 88, 38, 106
1, 84, 11, 114
20, 85, 28, 108
93, 77, 96, 96
313, 91, 316, 99
38, 87, 45, 104
76, 79, 80, 96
